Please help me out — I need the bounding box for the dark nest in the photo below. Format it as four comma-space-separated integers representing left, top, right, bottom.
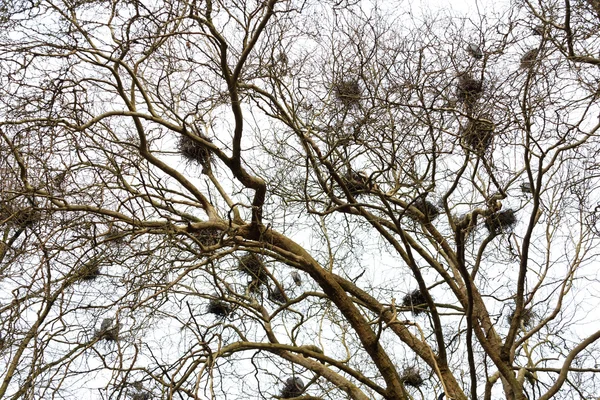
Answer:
342, 171, 372, 196
410, 198, 440, 223
520, 49, 539, 69
456, 75, 483, 107
484, 209, 517, 235
508, 308, 535, 329
401, 367, 424, 388
238, 253, 269, 285
206, 298, 232, 318
280, 376, 305, 398
178, 133, 213, 168
402, 289, 429, 316
75, 257, 102, 282
0, 203, 41, 228
268, 285, 287, 304
94, 318, 120, 342
194, 227, 221, 247
462, 117, 495, 155
334, 79, 362, 107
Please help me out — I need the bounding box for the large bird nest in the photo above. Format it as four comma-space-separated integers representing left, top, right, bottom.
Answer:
237, 253, 269, 285
484, 209, 517, 235
402, 289, 430, 316
280, 376, 305, 398
342, 171, 372, 196
178, 133, 213, 169
194, 227, 221, 247
334, 79, 362, 107
462, 117, 495, 155
0, 202, 41, 228
206, 298, 232, 318
520, 49, 539, 69
456, 75, 483, 109
507, 308, 536, 329
401, 367, 424, 388
409, 198, 440, 223
94, 318, 120, 342
74, 257, 103, 283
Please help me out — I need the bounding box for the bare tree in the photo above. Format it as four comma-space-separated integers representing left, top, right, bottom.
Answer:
1, 0, 599, 399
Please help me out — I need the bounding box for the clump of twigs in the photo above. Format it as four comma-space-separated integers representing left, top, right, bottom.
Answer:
334, 79, 361, 107
456, 75, 483, 112
280, 376, 305, 398
206, 298, 232, 318
178, 133, 213, 169
409, 198, 440, 223
0, 202, 41, 228
74, 257, 102, 282
268, 285, 286, 304
520, 49, 539, 69
484, 209, 517, 235
342, 171, 372, 196
402, 289, 429, 316
194, 227, 221, 247
462, 117, 495, 155
508, 308, 536, 329
237, 253, 269, 285
401, 367, 424, 388
94, 318, 120, 342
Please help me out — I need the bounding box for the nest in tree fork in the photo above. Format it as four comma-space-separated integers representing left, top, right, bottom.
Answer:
334, 79, 361, 107
402, 289, 430, 315
94, 318, 120, 342
342, 171, 372, 196
238, 253, 269, 285
456, 75, 483, 105
75, 257, 102, 282
206, 298, 232, 318
409, 198, 440, 223
280, 376, 305, 398
178, 133, 213, 168
508, 308, 535, 328
484, 209, 517, 234
194, 227, 221, 247
462, 117, 495, 155
520, 49, 539, 69
401, 367, 424, 387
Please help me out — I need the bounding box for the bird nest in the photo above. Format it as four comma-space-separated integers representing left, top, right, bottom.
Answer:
74, 257, 102, 282
507, 308, 535, 329
409, 198, 440, 223
456, 75, 483, 105
280, 376, 305, 398
402, 289, 429, 315
94, 318, 120, 342
401, 367, 424, 388
342, 171, 372, 196
334, 79, 362, 107
206, 298, 232, 318
0, 202, 41, 228
520, 49, 539, 69
194, 227, 221, 247
462, 117, 495, 155
238, 253, 269, 285
178, 133, 213, 168
484, 209, 517, 235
